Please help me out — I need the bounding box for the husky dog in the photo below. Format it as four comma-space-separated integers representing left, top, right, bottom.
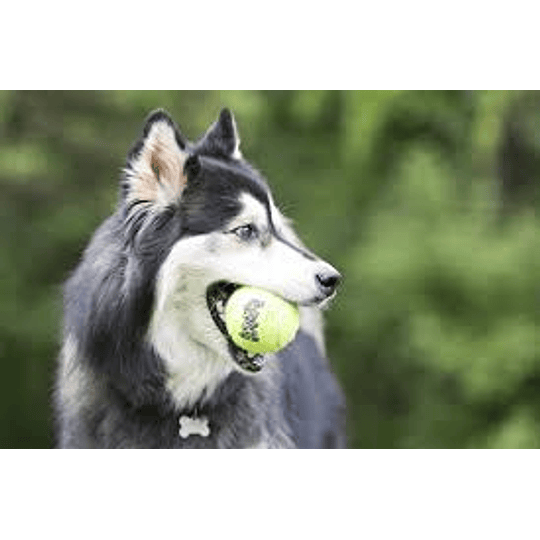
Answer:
54, 109, 346, 448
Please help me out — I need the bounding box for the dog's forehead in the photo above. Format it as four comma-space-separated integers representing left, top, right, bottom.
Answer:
233, 192, 271, 226
204, 156, 276, 213
230, 190, 288, 235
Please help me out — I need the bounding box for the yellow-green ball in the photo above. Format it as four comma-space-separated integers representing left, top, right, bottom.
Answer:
224, 287, 300, 354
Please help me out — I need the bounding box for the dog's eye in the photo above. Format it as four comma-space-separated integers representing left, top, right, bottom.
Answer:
231, 224, 258, 242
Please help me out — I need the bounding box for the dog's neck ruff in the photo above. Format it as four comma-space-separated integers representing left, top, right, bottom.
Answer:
178, 413, 210, 438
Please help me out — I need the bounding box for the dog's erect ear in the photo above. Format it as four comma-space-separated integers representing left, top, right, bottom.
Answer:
196, 108, 242, 159
123, 110, 189, 207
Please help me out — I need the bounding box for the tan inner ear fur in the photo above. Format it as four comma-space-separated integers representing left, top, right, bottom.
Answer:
126, 121, 187, 208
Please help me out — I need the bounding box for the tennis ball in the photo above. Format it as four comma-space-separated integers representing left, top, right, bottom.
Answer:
224, 287, 300, 354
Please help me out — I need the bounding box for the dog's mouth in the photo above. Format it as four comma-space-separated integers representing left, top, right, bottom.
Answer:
206, 281, 266, 373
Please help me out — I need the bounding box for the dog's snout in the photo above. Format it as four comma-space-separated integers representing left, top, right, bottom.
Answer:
315, 268, 341, 297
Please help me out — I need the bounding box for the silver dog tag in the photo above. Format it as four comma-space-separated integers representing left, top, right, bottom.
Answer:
179, 415, 210, 438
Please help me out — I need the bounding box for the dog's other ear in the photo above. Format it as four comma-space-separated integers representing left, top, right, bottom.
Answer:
196, 108, 242, 159
123, 110, 189, 207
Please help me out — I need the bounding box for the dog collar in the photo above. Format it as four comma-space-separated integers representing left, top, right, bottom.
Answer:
179, 414, 210, 438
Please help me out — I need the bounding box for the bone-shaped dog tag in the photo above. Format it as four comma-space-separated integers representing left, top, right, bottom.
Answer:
179, 415, 210, 438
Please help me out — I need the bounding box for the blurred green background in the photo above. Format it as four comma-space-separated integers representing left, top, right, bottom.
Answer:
0, 90, 538, 448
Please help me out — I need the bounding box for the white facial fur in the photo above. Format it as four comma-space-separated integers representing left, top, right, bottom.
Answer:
148, 193, 336, 407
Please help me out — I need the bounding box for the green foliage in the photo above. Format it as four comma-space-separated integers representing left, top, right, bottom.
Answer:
0, 90, 537, 447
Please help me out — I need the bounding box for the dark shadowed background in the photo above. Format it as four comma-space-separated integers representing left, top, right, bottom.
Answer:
0, 90, 537, 448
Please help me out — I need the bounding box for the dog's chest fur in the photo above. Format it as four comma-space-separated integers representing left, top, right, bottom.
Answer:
55, 330, 346, 449
55, 341, 296, 449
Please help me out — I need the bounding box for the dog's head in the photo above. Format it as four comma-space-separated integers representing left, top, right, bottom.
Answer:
120, 109, 340, 379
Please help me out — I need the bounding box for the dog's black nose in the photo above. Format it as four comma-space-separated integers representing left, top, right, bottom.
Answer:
315, 269, 341, 297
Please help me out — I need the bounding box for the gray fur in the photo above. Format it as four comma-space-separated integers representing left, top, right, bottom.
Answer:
55, 331, 345, 448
